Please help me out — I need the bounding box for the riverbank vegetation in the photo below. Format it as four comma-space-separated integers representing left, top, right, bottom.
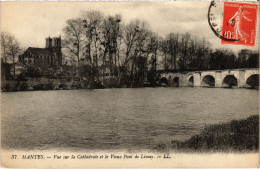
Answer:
154, 115, 259, 152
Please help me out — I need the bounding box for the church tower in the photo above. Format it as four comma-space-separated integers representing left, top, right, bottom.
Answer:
45, 36, 62, 65
51, 36, 61, 53
45, 36, 52, 48
52, 36, 62, 65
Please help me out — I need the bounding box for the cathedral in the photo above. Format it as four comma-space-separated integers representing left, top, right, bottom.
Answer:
19, 36, 62, 66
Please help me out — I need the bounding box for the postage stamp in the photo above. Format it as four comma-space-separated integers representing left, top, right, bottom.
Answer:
221, 2, 258, 46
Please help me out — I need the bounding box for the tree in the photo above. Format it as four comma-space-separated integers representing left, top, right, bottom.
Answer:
146, 33, 160, 85
63, 18, 85, 64
147, 33, 159, 70
178, 33, 191, 70
159, 38, 170, 71
123, 19, 140, 68
123, 19, 151, 86
247, 52, 259, 68
1, 32, 10, 63
82, 10, 104, 85
1, 32, 21, 79
237, 49, 251, 68
1, 32, 10, 80
100, 14, 122, 83
8, 35, 21, 78
209, 49, 236, 70
189, 37, 211, 70
199, 38, 211, 70
166, 33, 180, 70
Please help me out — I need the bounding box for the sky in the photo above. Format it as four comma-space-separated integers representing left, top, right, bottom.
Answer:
1, 1, 259, 55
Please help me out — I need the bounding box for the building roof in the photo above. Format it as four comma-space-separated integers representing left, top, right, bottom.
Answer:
25, 47, 52, 55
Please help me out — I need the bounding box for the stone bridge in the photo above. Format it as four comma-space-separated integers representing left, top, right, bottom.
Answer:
158, 68, 259, 88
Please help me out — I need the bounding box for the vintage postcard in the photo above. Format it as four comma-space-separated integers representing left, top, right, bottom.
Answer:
1, 1, 259, 168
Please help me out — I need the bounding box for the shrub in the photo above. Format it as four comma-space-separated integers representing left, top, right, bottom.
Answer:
169, 115, 259, 152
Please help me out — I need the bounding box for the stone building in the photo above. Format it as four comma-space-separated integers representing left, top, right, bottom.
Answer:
19, 36, 62, 66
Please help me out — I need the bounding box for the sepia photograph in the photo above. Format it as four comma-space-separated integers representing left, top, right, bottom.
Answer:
1, 1, 259, 168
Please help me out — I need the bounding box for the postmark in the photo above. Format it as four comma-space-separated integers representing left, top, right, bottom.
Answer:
221, 2, 258, 46
208, 1, 237, 42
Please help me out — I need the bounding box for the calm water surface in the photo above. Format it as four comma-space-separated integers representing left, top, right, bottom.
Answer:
1, 88, 259, 151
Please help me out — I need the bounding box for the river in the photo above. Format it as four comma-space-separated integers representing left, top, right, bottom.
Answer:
1, 88, 259, 151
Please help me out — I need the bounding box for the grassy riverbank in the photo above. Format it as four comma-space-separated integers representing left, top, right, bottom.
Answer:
155, 115, 259, 152
1, 78, 157, 92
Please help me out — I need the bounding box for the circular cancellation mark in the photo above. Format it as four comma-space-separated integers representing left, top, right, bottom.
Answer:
208, 1, 239, 42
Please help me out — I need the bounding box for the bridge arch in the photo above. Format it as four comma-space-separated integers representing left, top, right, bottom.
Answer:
222, 75, 238, 87
188, 75, 194, 87
246, 74, 259, 88
172, 77, 180, 87
159, 77, 168, 85
245, 69, 259, 80
201, 75, 215, 87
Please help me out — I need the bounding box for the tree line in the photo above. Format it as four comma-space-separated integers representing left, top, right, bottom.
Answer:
1, 10, 259, 88
61, 10, 258, 87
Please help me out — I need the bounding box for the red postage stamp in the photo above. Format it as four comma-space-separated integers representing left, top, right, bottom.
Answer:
221, 2, 258, 46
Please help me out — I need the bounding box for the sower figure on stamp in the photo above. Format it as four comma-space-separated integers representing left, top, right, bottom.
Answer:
228, 6, 252, 43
